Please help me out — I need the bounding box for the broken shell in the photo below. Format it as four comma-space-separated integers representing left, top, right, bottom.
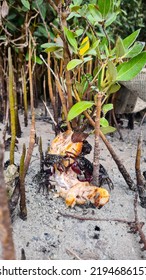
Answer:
49, 130, 83, 157
58, 181, 109, 208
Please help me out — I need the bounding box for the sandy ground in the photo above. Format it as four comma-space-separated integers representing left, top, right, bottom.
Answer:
0, 110, 146, 260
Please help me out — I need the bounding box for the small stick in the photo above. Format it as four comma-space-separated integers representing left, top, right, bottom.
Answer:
48, 0, 58, 13
58, 211, 134, 225
40, 55, 63, 90
140, 112, 146, 126
66, 248, 81, 260
135, 132, 144, 186
41, 99, 57, 126
111, 92, 124, 141
43, 76, 47, 117
135, 132, 146, 208
19, 144, 27, 220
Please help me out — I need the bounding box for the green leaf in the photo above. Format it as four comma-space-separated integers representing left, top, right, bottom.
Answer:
21, 0, 30, 10
98, 0, 111, 17
54, 49, 63, 59
32, 0, 43, 8
117, 52, 146, 81
100, 126, 116, 134
73, 0, 82, 5
105, 12, 117, 27
70, 6, 81, 12
67, 59, 83, 70
104, 44, 110, 57
67, 12, 81, 20
76, 74, 92, 97
86, 13, 95, 25
83, 57, 93, 63
88, 4, 102, 22
125, 42, 145, 58
41, 43, 62, 52
38, 3, 47, 19
64, 27, 78, 53
108, 83, 121, 94
123, 29, 141, 49
107, 61, 117, 81
34, 25, 48, 38
0, 35, 6, 41
100, 117, 109, 127
84, 40, 100, 56
25, 54, 43, 65
115, 37, 126, 58
102, 104, 113, 115
75, 29, 84, 37
76, 81, 88, 97
33, 56, 43, 65
67, 101, 94, 121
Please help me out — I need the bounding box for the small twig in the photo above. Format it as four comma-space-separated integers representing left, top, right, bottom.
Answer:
140, 112, 146, 126
48, 0, 58, 13
135, 132, 146, 208
66, 248, 81, 260
26, 12, 39, 29
40, 55, 63, 90
111, 108, 124, 141
79, 24, 90, 43
41, 99, 57, 126
58, 211, 134, 225
59, 211, 146, 251
111, 93, 124, 141
19, 144, 27, 220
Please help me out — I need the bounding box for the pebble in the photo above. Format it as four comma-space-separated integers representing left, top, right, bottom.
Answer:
32, 236, 39, 241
